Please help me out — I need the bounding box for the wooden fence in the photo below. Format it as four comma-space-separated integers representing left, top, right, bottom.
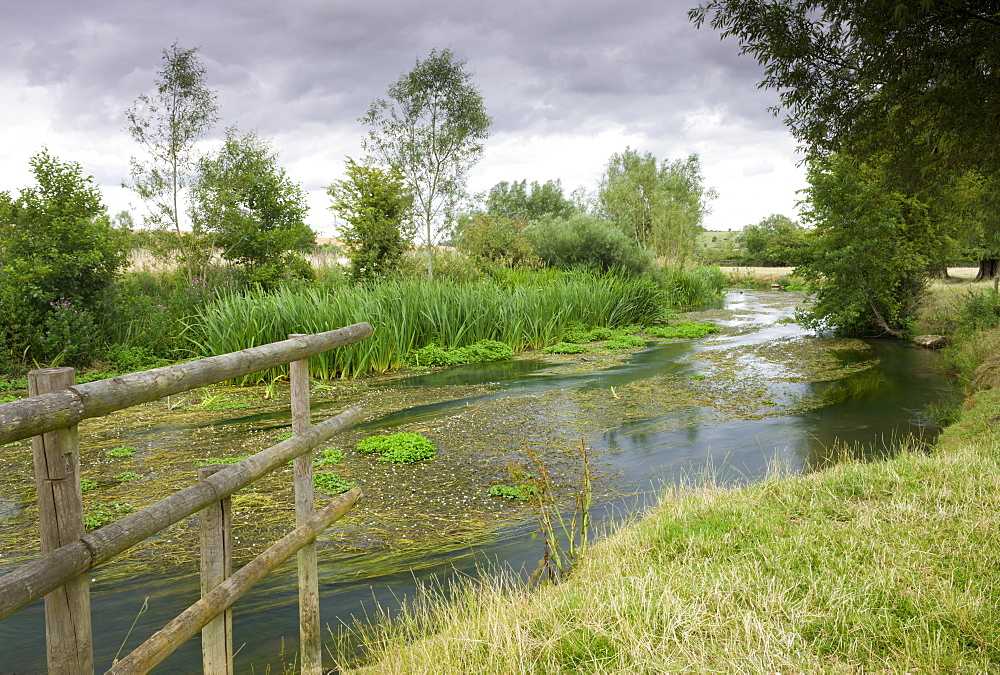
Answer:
0, 322, 373, 673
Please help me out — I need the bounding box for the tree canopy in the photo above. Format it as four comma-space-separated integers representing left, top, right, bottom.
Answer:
125, 41, 219, 277
485, 179, 575, 222
0, 150, 127, 363
328, 158, 414, 282
190, 128, 314, 285
598, 149, 715, 264
361, 48, 491, 279
689, 1, 999, 177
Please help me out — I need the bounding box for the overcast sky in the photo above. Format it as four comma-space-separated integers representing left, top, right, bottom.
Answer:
1, 0, 808, 235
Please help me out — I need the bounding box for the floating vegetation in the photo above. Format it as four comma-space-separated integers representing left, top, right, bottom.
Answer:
105, 445, 136, 458
313, 472, 357, 495
314, 448, 345, 467
645, 322, 720, 340
404, 340, 515, 368
357, 433, 437, 464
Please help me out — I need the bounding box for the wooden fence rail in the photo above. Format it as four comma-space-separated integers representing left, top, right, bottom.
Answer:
0, 323, 373, 673
0, 322, 372, 446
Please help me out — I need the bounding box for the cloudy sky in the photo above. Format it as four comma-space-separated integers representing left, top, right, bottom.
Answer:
2, 0, 807, 236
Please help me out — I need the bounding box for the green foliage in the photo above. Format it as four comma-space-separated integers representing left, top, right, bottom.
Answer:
114, 471, 143, 482
190, 127, 315, 286
328, 158, 414, 282
125, 41, 219, 278
404, 339, 514, 367
736, 214, 814, 266
795, 155, 948, 337
0, 150, 127, 365
690, 1, 1000, 269
83, 501, 134, 530
357, 432, 437, 463
541, 342, 591, 354
105, 446, 136, 458
646, 322, 720, 340
598, 149, 716, 264
362, 48, 491, 279
956, 289, 1000, 336
525, 214, 656, 275
656, 265, 728, 308
485, 179, 575, 222
602, 335, 646, 350
314, 448, 345, 467
190, 273, 669, 379
456, 214, 536, 268
313, 472, 357, 495
80, 478, 98, 492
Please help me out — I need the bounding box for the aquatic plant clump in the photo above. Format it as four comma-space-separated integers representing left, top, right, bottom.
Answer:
645, 321, 720, 340
602, 335, 646, 350
313, 472, 357, 495
542, 342, 590, 354
357, 432, 437, 463
105, 445, 136, 458
404, 339, 515, 368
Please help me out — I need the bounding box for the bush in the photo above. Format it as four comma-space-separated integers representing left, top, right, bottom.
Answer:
357, 432, 437, 463
525, 214, 655, 276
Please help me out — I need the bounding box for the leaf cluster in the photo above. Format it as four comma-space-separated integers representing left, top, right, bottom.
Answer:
356, 432, 437, 464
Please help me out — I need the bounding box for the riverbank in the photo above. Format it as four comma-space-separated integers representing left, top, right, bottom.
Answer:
344, 399, 1000, 673
341, 288, 1000, 672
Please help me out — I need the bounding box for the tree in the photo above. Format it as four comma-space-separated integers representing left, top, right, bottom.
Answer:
125, 41, 219, 278
0, 150, 127, 363
795, 155, 955, 337
457, 214, 536, 268
485, 179, 575, 222
525, 214, 655, 275
190, 128, 315, 286
598, 149, 716, 264
361, 48, 491, 279
690, 0, 1000, 274
328, 158, 414, 282
737, 214, 813, 266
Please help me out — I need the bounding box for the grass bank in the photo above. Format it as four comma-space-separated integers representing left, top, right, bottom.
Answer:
340, 412, 1000, 672
335, 284, 1000, 672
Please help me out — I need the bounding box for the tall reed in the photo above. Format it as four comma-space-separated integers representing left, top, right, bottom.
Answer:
188, 273, 676, 380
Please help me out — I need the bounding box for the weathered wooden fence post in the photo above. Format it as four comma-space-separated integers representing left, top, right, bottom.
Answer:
290, 334, 321, 674
28, 367, 93, 673
198, 464, 233, 674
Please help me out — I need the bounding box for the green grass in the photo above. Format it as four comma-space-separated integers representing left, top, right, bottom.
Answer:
338, 427, 1000, 672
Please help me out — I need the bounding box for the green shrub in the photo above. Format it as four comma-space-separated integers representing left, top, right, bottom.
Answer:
313, 472, 357, 494
525, 214, 655, 276
541, 342, 590, 354
357, 432, 437, 463
645, 322, 720, 340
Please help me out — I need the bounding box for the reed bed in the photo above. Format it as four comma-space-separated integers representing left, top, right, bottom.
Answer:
188, 272, 681, 380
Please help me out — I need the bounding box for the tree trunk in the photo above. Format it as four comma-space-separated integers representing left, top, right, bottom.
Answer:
975, 258, 1000, 282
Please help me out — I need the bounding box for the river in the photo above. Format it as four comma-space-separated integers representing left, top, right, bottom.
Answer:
0, 290, 953, 672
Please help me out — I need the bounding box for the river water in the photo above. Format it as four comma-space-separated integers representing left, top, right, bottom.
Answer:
0, 290, 953, 672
